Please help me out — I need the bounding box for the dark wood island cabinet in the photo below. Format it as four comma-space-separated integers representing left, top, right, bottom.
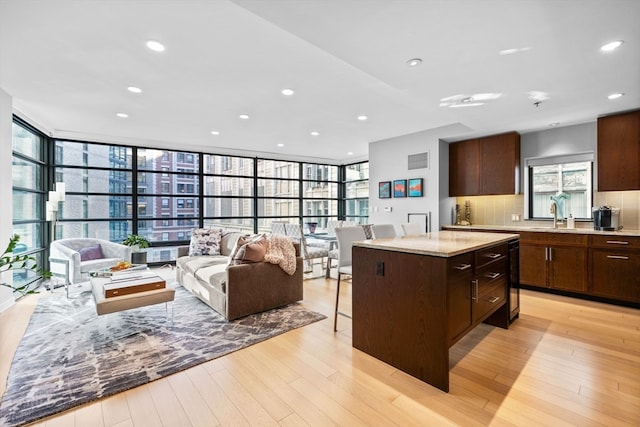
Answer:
351, 231, 518, 392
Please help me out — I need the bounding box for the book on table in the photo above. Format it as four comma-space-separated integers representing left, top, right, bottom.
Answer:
103, 273, 166, 298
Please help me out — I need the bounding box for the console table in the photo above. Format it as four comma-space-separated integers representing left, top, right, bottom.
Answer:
351, 230, 518, 392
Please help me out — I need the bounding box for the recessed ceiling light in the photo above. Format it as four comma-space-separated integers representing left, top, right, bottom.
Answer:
127, 86, 142, 93
347, 152, 354, 156
210, 130, 220, 135
238, 114, 250, 120
357, 115, 368, 121
116, 112, 128, 118
600, 40, 623, 52
406, 58, 422, 67
277, 143, 285, 147
549, 122, 560, 127
310, 131, 320, 136
281, 88, 295, 96
146, 40, 165, 52
608, 93, 624, 100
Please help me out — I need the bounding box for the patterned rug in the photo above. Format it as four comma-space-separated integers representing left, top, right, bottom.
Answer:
0, 282, 325, 427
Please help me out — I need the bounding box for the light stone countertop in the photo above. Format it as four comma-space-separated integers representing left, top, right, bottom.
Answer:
353, 230, 518, 258
442, 224, 640, 237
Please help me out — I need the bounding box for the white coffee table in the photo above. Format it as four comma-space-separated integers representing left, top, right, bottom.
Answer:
90, 275, 175, 317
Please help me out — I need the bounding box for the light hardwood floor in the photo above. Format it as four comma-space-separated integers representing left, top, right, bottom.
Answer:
1, 270, 639, 427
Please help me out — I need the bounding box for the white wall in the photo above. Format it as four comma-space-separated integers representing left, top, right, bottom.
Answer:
0, 88, 14, 312
368, 125, 466, 233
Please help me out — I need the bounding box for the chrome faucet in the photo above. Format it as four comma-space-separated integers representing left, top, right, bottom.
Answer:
550, 200, 558, 228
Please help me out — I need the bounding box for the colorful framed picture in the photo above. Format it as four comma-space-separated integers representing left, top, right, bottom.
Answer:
408, 178, 424, 197
393, 179, 407, 198
378, 181, 391, 199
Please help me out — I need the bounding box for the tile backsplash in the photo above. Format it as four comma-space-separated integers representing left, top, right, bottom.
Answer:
455, 191, 640, 230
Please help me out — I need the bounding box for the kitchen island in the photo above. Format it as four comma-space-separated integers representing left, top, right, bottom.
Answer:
352, 230, 518, 392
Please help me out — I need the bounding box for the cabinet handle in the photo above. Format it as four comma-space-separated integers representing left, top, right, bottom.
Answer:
454, 263, 472, 271
606, 240, 629, 245
488, 296, 500, 303
606, 255, 629, 260
472, 279, 478, 302
544, 247, 549, 261
485, 272, 500, 279
548, 247, 553, 261
486, 253, 502, 259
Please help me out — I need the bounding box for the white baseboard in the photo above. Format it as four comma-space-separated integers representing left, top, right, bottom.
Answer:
0, 297, 15, 313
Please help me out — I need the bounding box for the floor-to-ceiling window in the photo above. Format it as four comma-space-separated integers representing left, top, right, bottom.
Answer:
344, 161, 369, 224
11, 119, 48, 290
204, 154, 255, 233
13, 116, 369, 265
54, 140, 133, 242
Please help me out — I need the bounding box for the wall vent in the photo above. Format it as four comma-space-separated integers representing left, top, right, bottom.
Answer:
408, 152, 429, 170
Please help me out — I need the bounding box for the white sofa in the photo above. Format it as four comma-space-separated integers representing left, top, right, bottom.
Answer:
49, 238, 132, 285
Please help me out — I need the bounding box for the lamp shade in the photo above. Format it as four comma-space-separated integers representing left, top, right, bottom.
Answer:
55, 182, 66, 202
48, 191, 59, 205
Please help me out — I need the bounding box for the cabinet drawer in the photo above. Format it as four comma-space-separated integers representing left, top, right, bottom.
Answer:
590, 235, 640, 249
449, 253, 474, 275
475, 243, 507, 268
476, 259, 507, 292
474, 281, 506, 322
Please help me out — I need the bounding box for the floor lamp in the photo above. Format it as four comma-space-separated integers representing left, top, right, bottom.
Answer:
46, 182, 65, 240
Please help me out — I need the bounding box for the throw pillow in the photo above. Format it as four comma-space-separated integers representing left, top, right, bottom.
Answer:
189, 228, 223, 256
78, 244, 104, 261
230, 234, 268, 266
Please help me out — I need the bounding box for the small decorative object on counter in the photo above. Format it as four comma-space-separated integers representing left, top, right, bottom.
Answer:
567, 214, 575, 229
454, 204, 462, 225
461, 200, 472, 226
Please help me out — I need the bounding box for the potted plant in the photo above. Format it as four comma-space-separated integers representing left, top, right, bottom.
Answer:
0, 234, 51, 296
122, 234, 150, 264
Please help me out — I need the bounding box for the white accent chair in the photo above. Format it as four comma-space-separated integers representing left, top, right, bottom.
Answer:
333, 226, 366, 331
401, 223, 423, 236
49, 238, 132, 285
371, 224, 397, 239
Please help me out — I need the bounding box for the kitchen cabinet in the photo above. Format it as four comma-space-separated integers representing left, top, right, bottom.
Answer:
473, 244, 508, 323
351, 232, 513, 392
597, 110, 640, 191
449, 138, 480, 196
589, 235, 640, 303
519, 232, 588, 293
449, 131, 520, 196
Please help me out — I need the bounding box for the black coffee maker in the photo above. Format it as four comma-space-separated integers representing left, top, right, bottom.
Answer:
592, 206, 621, 231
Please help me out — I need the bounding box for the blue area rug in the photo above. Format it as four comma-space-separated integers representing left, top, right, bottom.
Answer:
0, 283, 325, 427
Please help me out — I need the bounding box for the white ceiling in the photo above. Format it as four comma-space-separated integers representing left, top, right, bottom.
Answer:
1, 0, 638, 164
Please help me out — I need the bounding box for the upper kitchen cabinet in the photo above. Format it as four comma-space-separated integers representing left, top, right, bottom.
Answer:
597, 110, 640, 191
449, 132, 520, 197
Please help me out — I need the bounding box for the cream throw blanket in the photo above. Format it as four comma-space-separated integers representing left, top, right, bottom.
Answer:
264, 235, 297, 275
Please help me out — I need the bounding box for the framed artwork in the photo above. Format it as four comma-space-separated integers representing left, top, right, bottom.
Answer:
378, 181, 391, 199
393, 179, 407, 197
408, 178, 424, 197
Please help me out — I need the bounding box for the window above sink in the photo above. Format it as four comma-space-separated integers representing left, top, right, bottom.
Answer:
525, 152, 594, 220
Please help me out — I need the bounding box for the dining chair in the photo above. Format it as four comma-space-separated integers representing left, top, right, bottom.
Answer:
333, 226, 366, 332
371, 224, 397, 239
284, 223, 328, 273
270, 221, 288, 236
401, 222, 423, 236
